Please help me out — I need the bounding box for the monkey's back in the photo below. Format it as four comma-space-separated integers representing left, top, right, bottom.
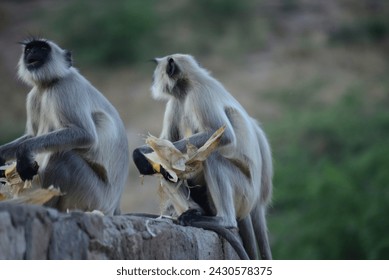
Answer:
30, 69, 129, 192
70, 70, 130, 188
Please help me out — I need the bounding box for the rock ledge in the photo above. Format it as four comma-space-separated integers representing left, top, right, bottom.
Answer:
0, 203, 238, 260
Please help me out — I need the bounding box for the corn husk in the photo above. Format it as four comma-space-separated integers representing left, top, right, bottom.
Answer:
0, 162, 61, 205
144, 125, 226, 182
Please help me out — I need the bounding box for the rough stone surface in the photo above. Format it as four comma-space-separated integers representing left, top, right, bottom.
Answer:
0, 203, 238, 260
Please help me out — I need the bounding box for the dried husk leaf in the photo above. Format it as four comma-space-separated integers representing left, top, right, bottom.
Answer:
144, 125, 226, 180
0, 162, 61, 205
187, 125, 226, 164
6, 186, 61, 205
146, 135, 187, 171
144, 152, 179, 182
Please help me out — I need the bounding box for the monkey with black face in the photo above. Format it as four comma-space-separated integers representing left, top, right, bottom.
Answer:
0, 38, 129, 215
133, 54, 273, 259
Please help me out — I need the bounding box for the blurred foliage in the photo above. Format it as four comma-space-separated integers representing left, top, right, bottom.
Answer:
267, 81, 389, 259
329, 1, 389, 46
43, 0, 389, 67
40, 0, 389, 66
330, 17, 389, 45
46, 0, 159, 66
44, 0, 266, 66
183, 0, 267, 54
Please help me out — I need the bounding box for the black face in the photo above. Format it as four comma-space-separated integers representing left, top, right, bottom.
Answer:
23, 40, 51, 70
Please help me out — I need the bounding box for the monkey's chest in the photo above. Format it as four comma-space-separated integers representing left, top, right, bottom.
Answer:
31, 98, 60, 136
179, 114, 201, 137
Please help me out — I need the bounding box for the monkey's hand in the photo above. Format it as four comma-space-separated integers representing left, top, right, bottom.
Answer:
159, 165, 176, 182
133, 148, 176, 182
133, 148, 157, 175
16, 148, 39, 181
0, 156, 5, 179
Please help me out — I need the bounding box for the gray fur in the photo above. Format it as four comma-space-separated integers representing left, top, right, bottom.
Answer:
150, 54, 273, 259
0, 38, 129, 215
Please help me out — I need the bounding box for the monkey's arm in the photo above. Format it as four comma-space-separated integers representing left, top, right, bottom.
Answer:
0, 135, 33, 178
17, 126, 95, 154
15, 125, 96, 181
161, 99, 236, 151
173, 129, 233, 152
133, 128, 234, 179
134, 111, 235, 177
134, 98, 236, 177
132, 132, 216, 177
0, 134, 32, 162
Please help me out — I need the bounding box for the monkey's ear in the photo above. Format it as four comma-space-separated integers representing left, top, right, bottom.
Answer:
166, 57, 179, 77
65, 50, 72, 67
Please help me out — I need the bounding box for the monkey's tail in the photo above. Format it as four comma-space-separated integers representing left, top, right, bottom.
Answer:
238, 216, 259, 259
127, 213, 250, 260
251, 204, 272, 260
190, 221, 250, 260
252, 125, 273, 260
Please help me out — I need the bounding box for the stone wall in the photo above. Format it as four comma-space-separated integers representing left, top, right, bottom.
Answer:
0, 203, 238, 260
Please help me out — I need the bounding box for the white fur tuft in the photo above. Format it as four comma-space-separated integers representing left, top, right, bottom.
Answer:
18, 39, 71, 86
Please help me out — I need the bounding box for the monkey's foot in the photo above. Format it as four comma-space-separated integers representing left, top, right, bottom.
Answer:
178, 208, 225, 227
177, 209, 203, 226
178, 209, 233, 228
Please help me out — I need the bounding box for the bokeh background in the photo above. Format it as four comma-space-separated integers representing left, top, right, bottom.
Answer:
0, 0, 388, 259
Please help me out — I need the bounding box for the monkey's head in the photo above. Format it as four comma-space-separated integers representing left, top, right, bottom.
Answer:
18, 38, 72, 86
151, 54, 210, 101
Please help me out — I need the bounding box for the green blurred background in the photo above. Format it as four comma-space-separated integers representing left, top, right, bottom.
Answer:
0, 0, 388, 259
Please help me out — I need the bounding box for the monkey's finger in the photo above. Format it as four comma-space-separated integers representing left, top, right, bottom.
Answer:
32, 161, 39, 172
160, 165, 176, 182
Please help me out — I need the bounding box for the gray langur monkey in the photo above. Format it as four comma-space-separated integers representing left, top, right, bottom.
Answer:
0, 38, 129, 215
133, 54, 273, 259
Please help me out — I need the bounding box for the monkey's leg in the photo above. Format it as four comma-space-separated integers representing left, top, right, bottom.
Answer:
238, 216, 259, 260
251, 204, 272, 260
41, 151, 119, 215
178, 153, 253, 260
202, 153, 238, 227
